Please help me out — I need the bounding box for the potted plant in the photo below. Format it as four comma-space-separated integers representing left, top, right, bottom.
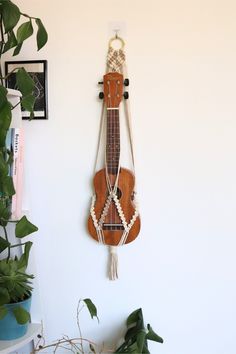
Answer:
0, 0, 47, 340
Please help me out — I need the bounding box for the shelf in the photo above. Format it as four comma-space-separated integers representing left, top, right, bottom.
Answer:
0, 323, 41, 354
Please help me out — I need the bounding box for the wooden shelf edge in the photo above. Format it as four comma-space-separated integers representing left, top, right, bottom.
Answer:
0, 323, 42, 354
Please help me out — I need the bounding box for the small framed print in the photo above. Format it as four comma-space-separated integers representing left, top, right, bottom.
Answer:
5, 60, 48, 120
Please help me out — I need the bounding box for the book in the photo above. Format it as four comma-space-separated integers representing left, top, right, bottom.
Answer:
11, 128, 24, 220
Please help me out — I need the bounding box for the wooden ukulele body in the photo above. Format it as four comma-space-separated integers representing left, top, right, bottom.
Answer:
88, 167, 141, 246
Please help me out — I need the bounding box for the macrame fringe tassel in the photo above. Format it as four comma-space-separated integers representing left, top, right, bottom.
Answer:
108, 246, 118, 281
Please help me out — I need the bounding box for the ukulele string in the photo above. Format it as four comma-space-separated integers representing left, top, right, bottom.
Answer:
114, 80, 119, 227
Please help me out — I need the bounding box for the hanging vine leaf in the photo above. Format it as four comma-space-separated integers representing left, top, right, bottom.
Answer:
2, 1, 21, 33
21, 94, 35, 113
0, 237, 10, 253
35, 18, 48, 50
16, 68, 34, 96
2, 30, 17, 53
16, 20, 33, 44
1, 175, 15, 196
13, 43, 22, 56
0, 86, 11, 147
15, 216, 38, 238
0, 150, 9, 176
0, 201, 11, 227
83, 298, 99, 322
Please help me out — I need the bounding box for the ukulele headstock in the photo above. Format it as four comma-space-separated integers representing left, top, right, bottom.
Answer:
102, 72, 124, 108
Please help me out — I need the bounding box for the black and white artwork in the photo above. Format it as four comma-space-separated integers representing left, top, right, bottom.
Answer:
5, 60, 48, 120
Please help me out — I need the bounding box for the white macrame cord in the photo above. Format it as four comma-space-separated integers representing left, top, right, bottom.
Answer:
89, 44, 139, 280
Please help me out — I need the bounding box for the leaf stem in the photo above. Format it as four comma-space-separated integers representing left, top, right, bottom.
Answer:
0, 15, 5, 85
20, 13, 37, 20
10, 242, 27, 248
77, 300, 85, 354
3, 226, 10, 260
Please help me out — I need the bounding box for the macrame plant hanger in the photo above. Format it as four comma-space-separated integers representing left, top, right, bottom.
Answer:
88, 34, 140, 280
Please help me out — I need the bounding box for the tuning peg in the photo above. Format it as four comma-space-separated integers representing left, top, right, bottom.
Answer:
99, 92, 104, 99
98, 81, 103, 84
124, 78, 129, 86
123, 92, 129, 99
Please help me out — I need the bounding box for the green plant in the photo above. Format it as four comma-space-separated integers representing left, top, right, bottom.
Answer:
115, 308, 163, 353
0, 0, 47, 324
34, 300, 163, 354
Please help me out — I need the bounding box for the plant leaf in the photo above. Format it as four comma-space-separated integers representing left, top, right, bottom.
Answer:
0, 306, 8, 319
20, 241, 33, 268
15, 216, 38, 238
13, 43, 22, 56
0, 86, 11, 147
0, 287, 10, 306
3, 30, 17, 53
126, 308, 143, 327
2, 1, 21, 33
16, 68, 34, 96
136, 329, 146, 352
83, 298, 99, 322
35, 18, 48, 50
1, 175, 15, 196
21, 94, 36, 113
146, 324, 164, 343
0, 150, 9, 176
17, 20, 33, 44
0, 236, 10, 253
13, 305, 30, 324
0, 200, 11, 227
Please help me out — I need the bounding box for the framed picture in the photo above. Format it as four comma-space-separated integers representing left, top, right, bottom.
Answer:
5, 60, 48, 120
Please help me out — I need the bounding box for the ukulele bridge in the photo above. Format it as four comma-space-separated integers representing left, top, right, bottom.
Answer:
102, 223, 124, 230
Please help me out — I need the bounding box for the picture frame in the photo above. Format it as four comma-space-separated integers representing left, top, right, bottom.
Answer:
5, 60, 48, 120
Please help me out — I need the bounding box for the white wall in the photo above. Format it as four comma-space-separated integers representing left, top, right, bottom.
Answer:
4, 0, 236, 353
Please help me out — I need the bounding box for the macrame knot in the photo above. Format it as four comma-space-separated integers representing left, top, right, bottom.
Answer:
107, 47, 126, 72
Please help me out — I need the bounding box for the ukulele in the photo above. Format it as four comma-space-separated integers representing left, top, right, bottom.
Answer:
88, 72, 141, 246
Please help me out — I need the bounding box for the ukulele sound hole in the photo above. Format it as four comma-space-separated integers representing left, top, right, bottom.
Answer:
107, 186, 122, 199
114, 187, 122, 199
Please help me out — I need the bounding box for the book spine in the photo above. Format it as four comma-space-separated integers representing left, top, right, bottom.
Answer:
15, 130, 24, 220
11, 128, 23, 220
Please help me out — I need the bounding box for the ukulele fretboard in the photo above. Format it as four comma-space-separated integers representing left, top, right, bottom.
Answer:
106, 109, 120, 175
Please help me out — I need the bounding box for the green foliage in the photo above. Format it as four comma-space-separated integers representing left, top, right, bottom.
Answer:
0, 257, 33, 316
0, 236, 10, 252
16, 20, 33, 44
0, 257, 33, 323
0, 0, 47, 329
1, 0, 21, 33
36, 18, 48, 51
115, 308, 163, 354
15, 216, 38, 238
13, 305, 30, 324
34, 301, 164, 354
0, 86, 11, 147
0, 0, 48, 54
83, 298, 99, 322
0, 0, 48, 117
